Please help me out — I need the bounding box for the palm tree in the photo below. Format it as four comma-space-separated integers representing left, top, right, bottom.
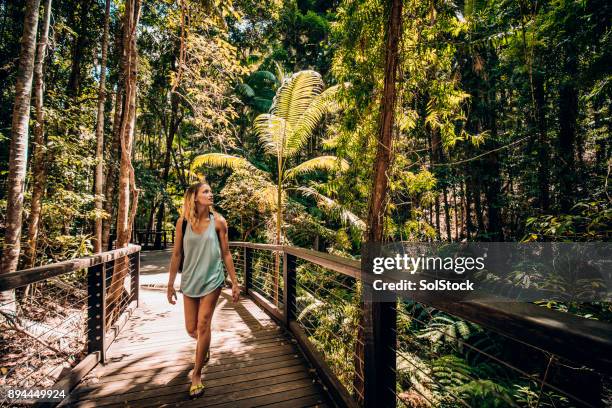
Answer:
192, 70, 347, 303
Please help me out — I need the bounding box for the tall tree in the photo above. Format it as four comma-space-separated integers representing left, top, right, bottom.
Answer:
357, 0, 402, 406
365, 0, 402, 242
1, 0, 41, 314
1, 0, 41, 274
154, 92, 181, 249
107, 0, 141, 321
93, 0, 111, 253
25, 0, 52, 268
102, 28, 125, 252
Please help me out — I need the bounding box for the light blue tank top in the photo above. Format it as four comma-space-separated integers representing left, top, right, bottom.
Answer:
180, 213, 225, 297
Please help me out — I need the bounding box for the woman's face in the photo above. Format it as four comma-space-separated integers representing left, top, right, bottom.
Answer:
195, 184, 213, 206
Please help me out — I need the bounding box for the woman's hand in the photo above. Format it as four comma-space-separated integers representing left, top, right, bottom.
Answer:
231, 282, 240, 303
167, 286, 177, 305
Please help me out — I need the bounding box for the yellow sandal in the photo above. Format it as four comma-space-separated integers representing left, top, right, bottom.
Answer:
189, 383, 205, 399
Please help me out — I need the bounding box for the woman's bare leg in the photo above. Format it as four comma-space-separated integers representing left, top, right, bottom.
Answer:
191, 287, 221, 386
183, 295, 199, 339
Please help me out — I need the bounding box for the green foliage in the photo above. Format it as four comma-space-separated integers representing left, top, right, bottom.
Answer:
192, 69, 347, 245
525, 199, 611, 241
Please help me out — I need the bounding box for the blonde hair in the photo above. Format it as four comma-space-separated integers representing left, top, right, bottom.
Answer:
181, 182, 215, 226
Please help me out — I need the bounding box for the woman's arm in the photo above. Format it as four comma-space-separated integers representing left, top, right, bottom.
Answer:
216, 215, 240, 302
167, 217, 184, 304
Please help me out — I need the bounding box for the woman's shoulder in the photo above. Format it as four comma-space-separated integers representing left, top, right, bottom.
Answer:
213, 212, 227, 228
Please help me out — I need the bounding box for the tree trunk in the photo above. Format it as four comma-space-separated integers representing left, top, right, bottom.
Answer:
356, 0, 402, 406
534, 73, 550, 212
25, 0, 52, 269
452, 184, 459, 240
443, 187, 452, 241
558, 74, 578, 212
1, 0, 40, 313
464, 179, 473, 240
93, 0, 111, 253
107, 0, 141, 325
154, 92, 180, 249
474, 183, 485, 235
485, 78, 503, 241
66, 0, 90, 99
102, 34, 125, 252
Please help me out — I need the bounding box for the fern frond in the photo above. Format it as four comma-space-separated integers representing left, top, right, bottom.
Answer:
285, 156, 348, 180
297, 186, 365, 231
191, 153, 256, 173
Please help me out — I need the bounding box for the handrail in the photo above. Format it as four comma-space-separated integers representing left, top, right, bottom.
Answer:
229, 241, 612, 408
0, 244, 140, 291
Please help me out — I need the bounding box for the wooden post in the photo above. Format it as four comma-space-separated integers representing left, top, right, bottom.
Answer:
87, 262, 106, 362
282, 252, 296, 327
163, 230, 167, 249
244, 246, 252, 295
130, 250, 140, 306
362, 293, 397, 407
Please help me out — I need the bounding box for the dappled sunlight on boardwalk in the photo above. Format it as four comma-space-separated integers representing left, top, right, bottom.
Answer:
62, 288, 330, 407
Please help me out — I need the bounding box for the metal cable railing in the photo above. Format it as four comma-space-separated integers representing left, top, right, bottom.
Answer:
393, 301, 610, 408
229, 242, 612, 408
229, 246, 245, 287
250, 247, 284, 309
293, 258, 364, 401
0, 245, 140, 406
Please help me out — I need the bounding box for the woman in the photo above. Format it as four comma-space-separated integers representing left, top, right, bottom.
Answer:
166, 182, 240, 398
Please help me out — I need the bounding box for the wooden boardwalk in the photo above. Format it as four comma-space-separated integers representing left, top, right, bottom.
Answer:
62, 287, 331, 407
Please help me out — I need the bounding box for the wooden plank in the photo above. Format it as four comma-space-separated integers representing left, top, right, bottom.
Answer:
99, 342, 297, 366
205, 383, 325, 408
93, 346, 299, 379
78, 353, 303, 388
422, 297, 612, 374
38, 352, 100, 408
71, 369, 314, 407
109, 326, 284, 347
107, 330, 287, 353
283, 245, 360, 279
252, 393, 329, 408
111, 319, 279, 337
105, 334, 290, 355
132, 378, 315, 408
249, 290, 283, 322
72, 358, 306, 400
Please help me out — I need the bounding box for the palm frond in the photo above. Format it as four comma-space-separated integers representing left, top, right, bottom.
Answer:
285, 84, 342, 156
253, 114, 292, 156
235, 83, 255, 98
191, 153, 256, 173
248, 70, 278, 85
297, 186, 365, 231
271, 70, 324, 130
284, 156, 348, 180
251, 97, 273, 113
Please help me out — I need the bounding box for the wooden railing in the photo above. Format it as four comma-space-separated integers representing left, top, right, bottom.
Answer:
0, 245, 141, 406
229, 242, 612, 408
